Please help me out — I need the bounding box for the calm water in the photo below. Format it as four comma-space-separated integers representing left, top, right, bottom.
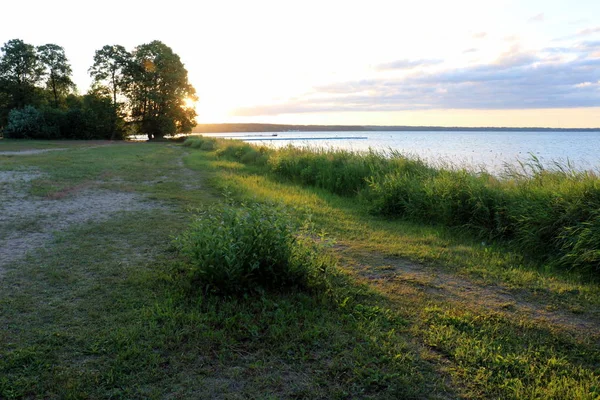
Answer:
207, 131, 600, 174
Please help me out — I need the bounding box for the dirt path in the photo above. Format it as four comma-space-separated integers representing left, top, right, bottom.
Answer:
352, 252, 600, 341
0, 148, 68, 156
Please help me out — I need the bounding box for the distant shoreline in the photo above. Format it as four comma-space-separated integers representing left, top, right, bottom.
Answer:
193, 123, 600, 134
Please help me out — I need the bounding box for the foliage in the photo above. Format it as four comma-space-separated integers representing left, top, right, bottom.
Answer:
182, 136, 217, 150
0, 39, 45, 125
2, 90, 125, 140
3, 106, 46, 138
88, 44, 131, 107
88, 45, 131, 140
215, 140, 270, 166
37, 44, 75, 107
175, 202, 331, 294
1, 38, 196, 141
126, 41, 197, 139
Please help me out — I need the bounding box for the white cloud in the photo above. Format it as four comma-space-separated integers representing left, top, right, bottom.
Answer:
375, 59, 444, 71
234, 42, 600, 116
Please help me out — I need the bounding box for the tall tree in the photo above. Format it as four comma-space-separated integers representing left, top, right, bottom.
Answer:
37, 44, 75, 107
0, 39, 44, 124
88, 45, 131, 139
89, 45, 131, 110
127, 41, 197, 139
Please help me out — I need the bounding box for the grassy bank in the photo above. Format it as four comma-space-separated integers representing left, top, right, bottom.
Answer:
184, 136, 600, 276
183, 137, 600, 399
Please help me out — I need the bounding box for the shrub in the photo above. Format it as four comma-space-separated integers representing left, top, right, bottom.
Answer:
175, 202, 332, 294
3, 106, 45, 139
3, 102, 124, 140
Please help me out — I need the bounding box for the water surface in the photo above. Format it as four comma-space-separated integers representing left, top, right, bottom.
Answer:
207, 131, 600, 174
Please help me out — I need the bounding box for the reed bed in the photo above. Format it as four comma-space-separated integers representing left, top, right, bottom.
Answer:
184, 136, 600, 275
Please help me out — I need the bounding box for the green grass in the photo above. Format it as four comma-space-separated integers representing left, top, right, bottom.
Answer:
197, 138, 600, 276
2, 139, 599, 399
0, 139, 101, 151
182, 140, 600, 399
0, 140, 446, 399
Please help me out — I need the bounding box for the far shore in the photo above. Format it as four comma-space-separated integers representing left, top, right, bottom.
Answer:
192, 122, 600, 134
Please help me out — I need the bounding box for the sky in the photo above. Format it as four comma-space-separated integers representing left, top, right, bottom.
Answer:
1, 0, 599, 127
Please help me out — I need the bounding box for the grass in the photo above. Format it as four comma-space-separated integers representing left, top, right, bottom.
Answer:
0, 138, 102, 151
0, 140, 445, 399
2, 138, 599, 399
183, 139, 600, 399
202, 139, 600, 275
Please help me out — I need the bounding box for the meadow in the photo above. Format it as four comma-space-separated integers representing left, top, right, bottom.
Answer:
0, 138, 598, 399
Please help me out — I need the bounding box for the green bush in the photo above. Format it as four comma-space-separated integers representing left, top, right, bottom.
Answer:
3, 106, 45, 139
3, 101, 124, 140
175, 202, 332, 294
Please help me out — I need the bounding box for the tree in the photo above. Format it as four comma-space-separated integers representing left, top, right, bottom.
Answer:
127, 41, 197, 139
88, 45, 131, 139
0, 39, 44, 125
89, 45, 131, 109
37, 44, 75, 107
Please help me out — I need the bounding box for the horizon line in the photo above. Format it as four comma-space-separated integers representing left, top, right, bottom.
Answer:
193, 122, 600, 131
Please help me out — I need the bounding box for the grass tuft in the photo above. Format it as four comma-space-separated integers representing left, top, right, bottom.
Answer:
175, 201, 334, 294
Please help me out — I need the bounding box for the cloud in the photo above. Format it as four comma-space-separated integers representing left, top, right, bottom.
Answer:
492, 45, 539, 68
234, 44, 600, 116
463, 48, 478, 54
578, 26, 600, 36
528, 13, 545, 23
472, 32, 487, 39
375, 59, 443, 70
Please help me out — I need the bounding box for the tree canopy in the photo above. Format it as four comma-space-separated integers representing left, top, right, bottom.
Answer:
126, 41, 197, 139
38, 44, 75, 107
1, 38, 198, 140
0, 39, 44, 123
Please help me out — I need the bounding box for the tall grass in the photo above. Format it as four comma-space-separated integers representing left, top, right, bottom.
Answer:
186, 137, 600, 275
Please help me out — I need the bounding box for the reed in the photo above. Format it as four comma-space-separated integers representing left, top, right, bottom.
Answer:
190, 137, 600, 275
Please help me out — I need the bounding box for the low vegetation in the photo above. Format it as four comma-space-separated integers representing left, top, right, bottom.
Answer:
2, 138, 599, 399
186, 136, 600, 276
175, 201, 334, 294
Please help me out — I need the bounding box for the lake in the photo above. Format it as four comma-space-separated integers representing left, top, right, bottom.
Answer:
205, 131, 600, 174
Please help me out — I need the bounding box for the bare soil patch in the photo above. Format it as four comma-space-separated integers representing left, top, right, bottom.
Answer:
0, 170, 161, 273
0, 148, 68, 156
353, 252, 600, 341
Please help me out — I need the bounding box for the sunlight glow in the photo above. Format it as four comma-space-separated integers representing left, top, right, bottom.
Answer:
183, 97, 196, 109
2, 0, 599, 127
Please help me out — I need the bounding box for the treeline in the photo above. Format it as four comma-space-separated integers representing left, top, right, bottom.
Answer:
193, 123, 600, 134
184, 136, 600, 276
192, 123, 369, 133
0, 39, 196, 140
